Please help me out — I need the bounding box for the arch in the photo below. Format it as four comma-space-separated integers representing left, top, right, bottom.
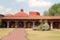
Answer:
53, 21, 59, 29
26, 21, 33, 28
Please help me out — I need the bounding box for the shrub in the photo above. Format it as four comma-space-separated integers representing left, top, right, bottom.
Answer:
42, 23, 50, 31
38, 20, 43, 30
38, 20, 50, 31
38, 24, 43, 30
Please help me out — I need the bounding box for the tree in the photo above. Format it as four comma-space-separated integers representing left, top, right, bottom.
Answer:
44, 11, 50, 16
44, 3, 60, 16
38, 20, 43, 30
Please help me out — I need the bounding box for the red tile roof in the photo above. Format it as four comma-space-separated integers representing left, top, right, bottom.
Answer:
14, 9, 28, 17
1, 9, 60, 20
5, 14, 13, 17
4, 9, 40, 17
29, 11, 40, 16
14, 12, 28, 17
1, 16, 60, 20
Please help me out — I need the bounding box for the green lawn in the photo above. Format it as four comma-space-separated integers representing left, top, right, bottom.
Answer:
0, 28, 60, 40
0, 28, 15, 40
25, 29, 60, 40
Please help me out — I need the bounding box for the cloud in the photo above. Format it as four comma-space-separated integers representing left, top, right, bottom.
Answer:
5, 8, 12, 12
0, 5, 4, 11
30, 10, 40, 12
15, 0, 25, 2
29, 0, 53, 7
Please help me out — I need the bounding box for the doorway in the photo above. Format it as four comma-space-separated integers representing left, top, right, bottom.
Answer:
18, 21, 24, 28
53, 21, 59, 29
26, 21, 33, 28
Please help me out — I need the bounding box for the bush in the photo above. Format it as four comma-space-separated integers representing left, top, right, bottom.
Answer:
38, 24, 43, 30
37, 20, 44, 30
38, 23, 50, 31
42, 23, 50, 31
34, 20, 50, 31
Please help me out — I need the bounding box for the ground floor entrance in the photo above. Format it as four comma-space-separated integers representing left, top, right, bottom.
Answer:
48, 20, 60, 29
53, 21, 60, 29
1, 20, 40, 28
1, 19, 60, 29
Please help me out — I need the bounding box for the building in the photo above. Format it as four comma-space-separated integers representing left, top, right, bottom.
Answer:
0, 9, 60, 29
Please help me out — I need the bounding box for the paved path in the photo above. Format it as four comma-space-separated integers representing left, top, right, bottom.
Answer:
2, 28, 27, 40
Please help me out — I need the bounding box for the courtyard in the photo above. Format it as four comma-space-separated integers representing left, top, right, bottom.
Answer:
0, 28, 60, 40
26, 28, 60, 40
0, 0, 60, 40
0, 28, 15, 40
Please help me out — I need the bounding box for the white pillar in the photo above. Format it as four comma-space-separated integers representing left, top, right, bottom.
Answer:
24, 21, 26, 28
15, 21, 18, 28
32, 21, 35, 28
51, 22, 53, 29
7, 21, 9, 28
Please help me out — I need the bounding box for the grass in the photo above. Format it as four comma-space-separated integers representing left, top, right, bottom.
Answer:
0, 28, 60, 40
25, 28, 60, 40
0, 28, 15, 40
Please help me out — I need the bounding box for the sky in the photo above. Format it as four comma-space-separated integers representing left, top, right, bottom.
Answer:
0, 0, 60, 15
